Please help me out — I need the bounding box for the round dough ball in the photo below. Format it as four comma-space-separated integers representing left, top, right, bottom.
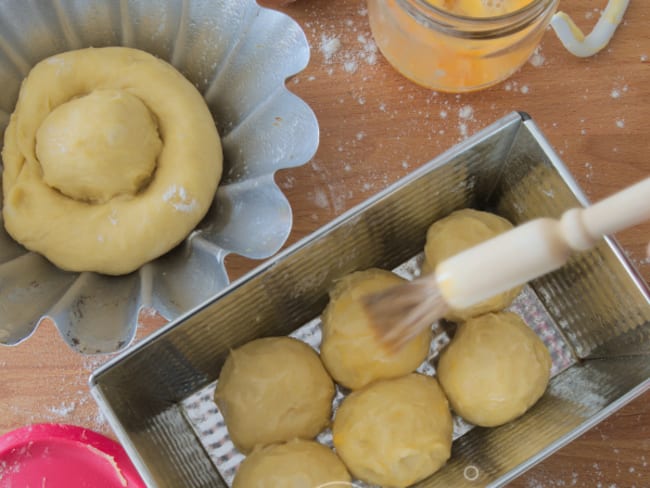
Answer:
36, 89, 161, 203
437, 311, 551, 427
214, 337, 335, 454
333, 373, 452, 488
2, 47, 222, 275
320, 268, 432, 390
424, 208, 522, 322
232, 440, 351, 488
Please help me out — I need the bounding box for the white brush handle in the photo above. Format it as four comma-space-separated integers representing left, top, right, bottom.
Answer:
435, 177, 650, 309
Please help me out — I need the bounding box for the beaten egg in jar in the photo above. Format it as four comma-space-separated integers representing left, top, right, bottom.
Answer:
367, 0, 559, 92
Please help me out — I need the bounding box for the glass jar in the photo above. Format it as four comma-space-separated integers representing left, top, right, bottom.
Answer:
367, 0, 559, 93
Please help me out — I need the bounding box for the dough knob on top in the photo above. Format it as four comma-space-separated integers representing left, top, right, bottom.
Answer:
36, 89, 162, 203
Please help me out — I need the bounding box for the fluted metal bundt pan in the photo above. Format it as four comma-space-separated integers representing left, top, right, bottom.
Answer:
0, 0, 319, 353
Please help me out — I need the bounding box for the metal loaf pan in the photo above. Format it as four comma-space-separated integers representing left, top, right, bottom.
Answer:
90, 112, 650, 487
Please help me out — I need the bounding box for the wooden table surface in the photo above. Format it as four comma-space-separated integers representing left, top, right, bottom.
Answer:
1, 1, 648, 486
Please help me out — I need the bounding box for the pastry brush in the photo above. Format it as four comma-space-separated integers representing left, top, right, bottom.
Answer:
363, 177, 650, 351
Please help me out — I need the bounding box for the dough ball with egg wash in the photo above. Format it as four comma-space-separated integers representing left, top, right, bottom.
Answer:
437, 311, 552, 427
320, 268, 432, 390
214, 337, 335, 454
424, 208, 522, 322
332, 373, 453, 487
232, 439, 351, 488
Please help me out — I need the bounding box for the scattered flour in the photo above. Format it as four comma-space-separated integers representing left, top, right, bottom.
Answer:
357, 35, 378, 66
615, 119, 625, 128
458, 105, 473, 120
317, 26, 378, 75
48, 402, 76, 417
344, 60, 358, 73
456, 105, 476, 139
280, 175, 295, 189
530, 45, 546, 67
611, 84, 628, 99
641, 54, 648, 62
293, 4, 610, 230
163, 185, 198, 213
504, 80, 530, 94
108, 209, 119, 226
319, 34, 341, 62
312, 188, 330, 209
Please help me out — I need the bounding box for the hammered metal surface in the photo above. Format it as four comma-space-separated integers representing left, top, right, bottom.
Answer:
179, 282, 575, 487
0, 0, 319, 353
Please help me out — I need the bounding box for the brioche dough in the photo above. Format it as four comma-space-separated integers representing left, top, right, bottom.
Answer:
232, 440, 351, 488
36, 89, 162, 203
332, 373, 453, 488
424, 209, 522, 322
214, 337, 335, 454
320, 268, 432, 390
2, 47, 222, 275
437, 312, 551, 427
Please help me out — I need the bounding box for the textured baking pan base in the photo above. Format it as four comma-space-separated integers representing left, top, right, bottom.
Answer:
181, 253, 576, 486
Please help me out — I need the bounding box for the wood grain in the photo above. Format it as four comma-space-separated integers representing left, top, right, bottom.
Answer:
1, 1, 648, 486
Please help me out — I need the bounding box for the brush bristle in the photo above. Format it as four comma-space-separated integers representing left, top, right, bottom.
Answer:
362, 275, 449, 351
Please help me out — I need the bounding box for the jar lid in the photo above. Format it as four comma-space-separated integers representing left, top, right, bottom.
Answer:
0, 423, 145, 487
